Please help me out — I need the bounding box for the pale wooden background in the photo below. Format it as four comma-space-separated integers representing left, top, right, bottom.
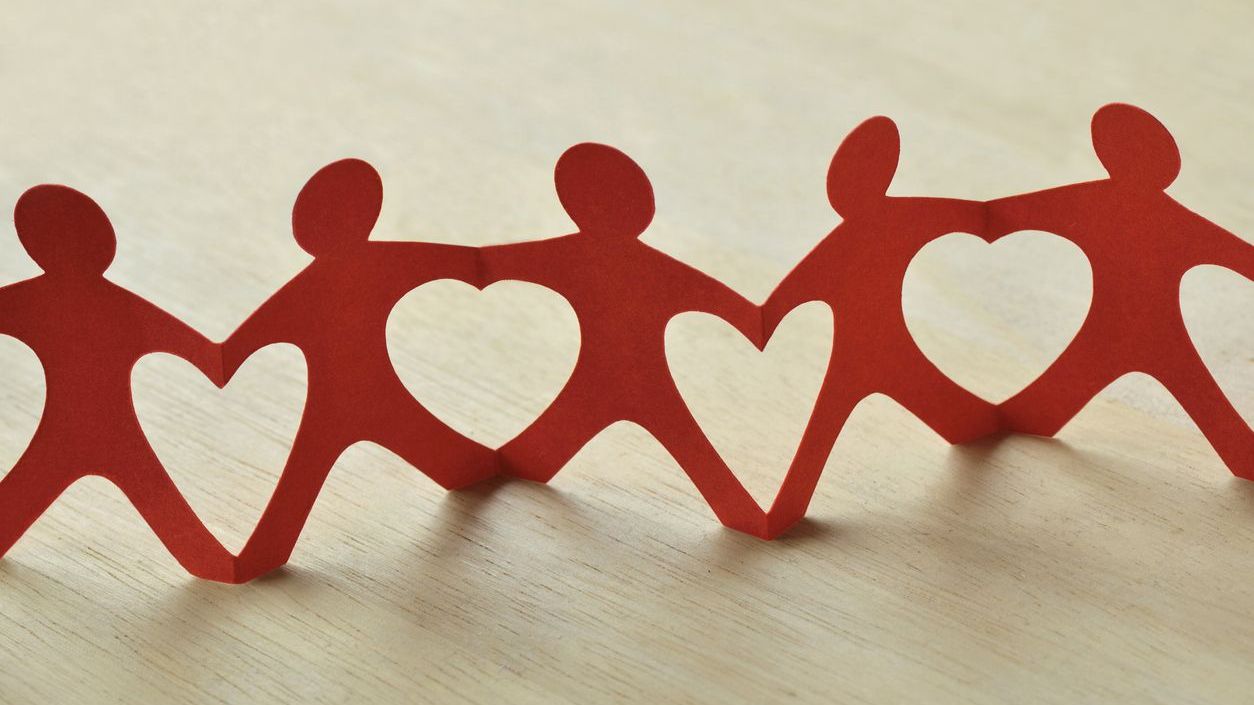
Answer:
2, 2, 1253, 703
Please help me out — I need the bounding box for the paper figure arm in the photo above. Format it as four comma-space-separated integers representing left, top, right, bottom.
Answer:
141, 301, 224, 386
0, 281, 43, 342
762, 256, 823, 341
377, 242, 484, 289
221, 301, 293, 383
680, 264, 764, 349
1202, 221, 1254, 281
1228, 237, 1254, 281
985, 187, 1081, 240
934, 198, 992, 243
479, 239, 564, 287
0, 285, 19, 338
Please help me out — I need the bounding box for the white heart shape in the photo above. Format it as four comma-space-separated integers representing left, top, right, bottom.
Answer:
903, 231, 1092, 402
666, 302, 832, 509
388, 280, 579, 448
132, 343, 307, 553
0, 334, 44, 483
1182, 265, 1254, 427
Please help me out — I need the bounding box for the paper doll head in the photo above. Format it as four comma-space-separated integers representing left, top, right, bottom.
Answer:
1091, 103, 1180, 190
827, 116, 900, 217
293, 158, 383, 257
555, 143, 655, 239
15, 184, 116, 276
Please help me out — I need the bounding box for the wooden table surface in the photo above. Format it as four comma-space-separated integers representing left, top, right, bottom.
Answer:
2, 2, 1253, 703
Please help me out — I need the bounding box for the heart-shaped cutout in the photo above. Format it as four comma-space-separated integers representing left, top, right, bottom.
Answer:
666, 302, 832, 508
132, 343, 307, 553
0, 334, 45, 482
388, 280, 579, 448
1182, 264, 1254, 427
903, 231, 1092, 402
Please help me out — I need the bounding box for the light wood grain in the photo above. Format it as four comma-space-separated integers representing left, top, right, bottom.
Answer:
2, 1, 1254, 703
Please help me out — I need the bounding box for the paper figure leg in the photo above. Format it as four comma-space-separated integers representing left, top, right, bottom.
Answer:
0, 441, 75, 559
642, 385, 767, 537
1154, 344, 1254, 479
885, 344, 1001, 444
498, 378, 612, 483
765, 372, 862, 538
234, 417, 348, 582
369, 392, 499, 490
111, 441, 239, 582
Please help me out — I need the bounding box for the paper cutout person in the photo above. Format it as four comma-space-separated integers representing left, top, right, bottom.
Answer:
762, 116, 1002, 536
987, 103, 1254, 478
4, 109, 1253, 581
480, 143, 769, 536
0, 185, 238, 579
224, 158, 499, 581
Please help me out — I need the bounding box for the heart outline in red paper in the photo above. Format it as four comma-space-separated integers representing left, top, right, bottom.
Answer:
132, 343, 308, 553
666, 301, 833, 509
387, 278, 580, 448
903, 230, 1093, 403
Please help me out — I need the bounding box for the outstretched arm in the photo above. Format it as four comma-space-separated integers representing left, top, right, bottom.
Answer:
1199, 220, 1254, 281
1227, 236, 1254, 281
479, 238, 568, 287
926, 197, 990, 243
221, 301, 294, 383
0, 292, 16, 339
762, 256, 823, 342
142, 302, 224, 386
677, 263, 764, 349
0, 282, 36, 341
376, 242, 484, 290
986, 185, 1088, 241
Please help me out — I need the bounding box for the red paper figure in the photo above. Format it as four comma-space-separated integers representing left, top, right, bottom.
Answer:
480, 143, 769, 536
988, 103, 1254, 478
223, 158, 499, 581
0, 185, 237, 579
3, 108, 1251, 582
762, 116, 1002, 537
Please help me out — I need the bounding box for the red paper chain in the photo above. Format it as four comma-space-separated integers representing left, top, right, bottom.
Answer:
0, 103, 1250, 583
